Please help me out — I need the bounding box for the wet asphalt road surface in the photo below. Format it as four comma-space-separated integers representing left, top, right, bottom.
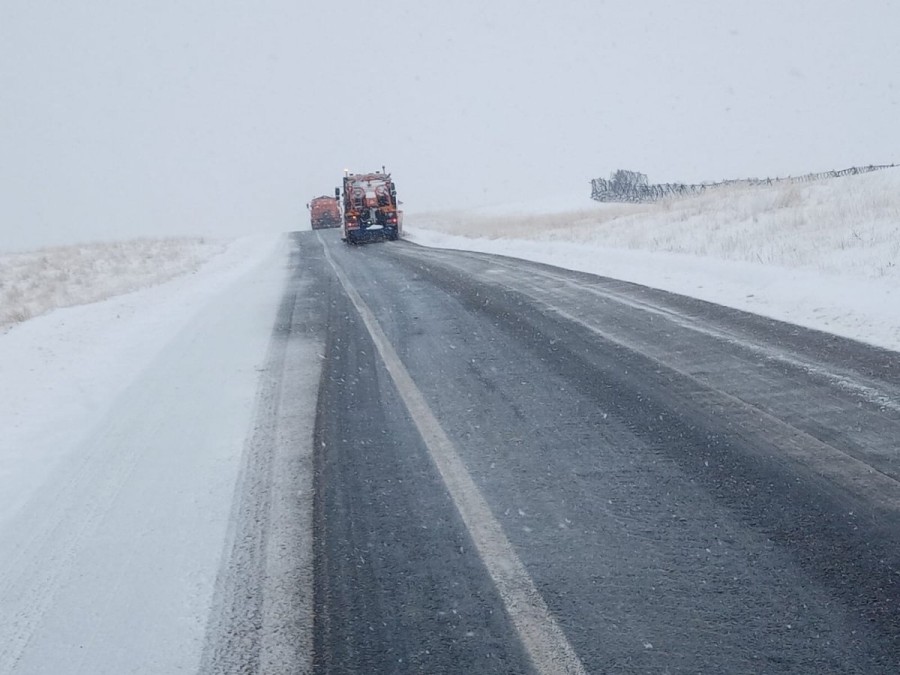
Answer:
251, 230, 900, 673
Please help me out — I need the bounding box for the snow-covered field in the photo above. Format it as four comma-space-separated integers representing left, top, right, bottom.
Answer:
0, 166, 898, 672
407, 167, 900, 352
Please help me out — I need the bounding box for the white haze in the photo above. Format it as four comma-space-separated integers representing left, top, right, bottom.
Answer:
1, 1, 898, 252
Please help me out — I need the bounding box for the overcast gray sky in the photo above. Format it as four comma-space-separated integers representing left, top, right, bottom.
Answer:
1, 0, 898, 251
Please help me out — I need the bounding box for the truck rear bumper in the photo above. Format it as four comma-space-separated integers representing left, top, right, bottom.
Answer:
344, 225, 399, 243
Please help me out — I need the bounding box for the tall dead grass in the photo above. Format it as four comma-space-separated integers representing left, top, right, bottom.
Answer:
0, 237, 226, 328
409, 169, 900, 279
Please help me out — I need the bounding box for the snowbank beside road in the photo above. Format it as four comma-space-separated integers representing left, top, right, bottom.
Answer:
406, 168, 900, 352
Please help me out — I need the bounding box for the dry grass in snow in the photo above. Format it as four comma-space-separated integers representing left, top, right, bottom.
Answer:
410, 168, 900, 281
0, 237, 227, 327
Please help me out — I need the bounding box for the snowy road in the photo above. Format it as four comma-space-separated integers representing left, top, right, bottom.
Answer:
2, 230, 899, 673
310, 230, 900, 673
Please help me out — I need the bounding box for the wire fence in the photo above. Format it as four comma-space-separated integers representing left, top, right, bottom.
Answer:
590, 164, 898, 203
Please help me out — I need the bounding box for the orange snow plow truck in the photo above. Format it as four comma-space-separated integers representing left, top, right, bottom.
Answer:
338, 170, 402, 244
307, 195, 341, 230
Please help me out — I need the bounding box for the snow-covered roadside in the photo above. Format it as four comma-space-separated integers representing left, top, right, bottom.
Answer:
403, 231, 900, 352
0, 234, 285, 526
405, 169, 900, 352
0, 234, 290, 672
